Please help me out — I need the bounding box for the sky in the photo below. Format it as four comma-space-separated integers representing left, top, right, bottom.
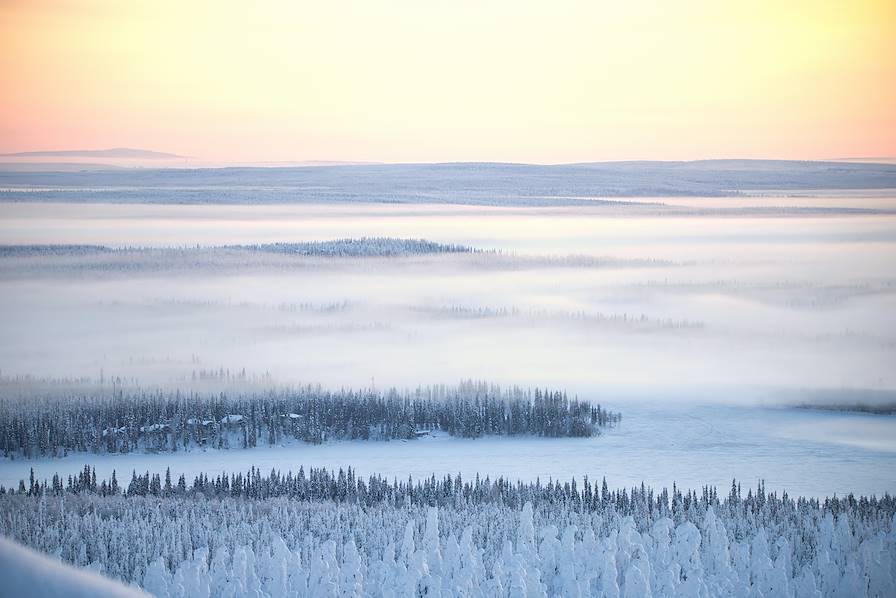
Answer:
1, 0, 894, 164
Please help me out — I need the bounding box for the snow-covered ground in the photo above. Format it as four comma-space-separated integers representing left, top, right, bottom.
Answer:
0, 536, 148, 598
4, 403, 894, 498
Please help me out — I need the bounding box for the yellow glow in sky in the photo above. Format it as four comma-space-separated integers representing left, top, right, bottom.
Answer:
1, 0, 894, 163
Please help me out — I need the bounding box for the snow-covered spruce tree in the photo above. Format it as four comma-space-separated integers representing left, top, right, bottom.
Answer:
1, 471, 894, 597
0, 382, 621, 457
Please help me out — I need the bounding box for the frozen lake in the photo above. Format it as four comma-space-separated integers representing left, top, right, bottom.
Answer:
2, 403, 894, 499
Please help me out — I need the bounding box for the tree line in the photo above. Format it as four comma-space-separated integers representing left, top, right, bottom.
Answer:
0, 382, 621, 457
11, 463, 893, 528
3, 465, 894, 596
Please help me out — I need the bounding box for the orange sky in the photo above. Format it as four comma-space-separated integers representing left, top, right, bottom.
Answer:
1, 0, 894, 163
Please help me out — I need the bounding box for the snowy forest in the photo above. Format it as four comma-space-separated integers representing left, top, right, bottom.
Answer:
1, 467, 894, 597
0, 383, 620, 457
4, 0, 896, 592
3, 171, 896, 598
0, 238, 473, 259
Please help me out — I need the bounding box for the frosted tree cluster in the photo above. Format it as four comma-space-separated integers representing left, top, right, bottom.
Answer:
0, 238, 477, 278
228, 238, 472, 257
0, 238, 471, 259
0, 382, 620, 457
1, 473, 893, 597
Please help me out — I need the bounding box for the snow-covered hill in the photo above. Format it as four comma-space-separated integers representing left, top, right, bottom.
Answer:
0, 536, 148, 598
2, 160, 895, 205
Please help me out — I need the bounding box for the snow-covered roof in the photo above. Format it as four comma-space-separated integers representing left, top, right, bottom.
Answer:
138, 423, 168, 433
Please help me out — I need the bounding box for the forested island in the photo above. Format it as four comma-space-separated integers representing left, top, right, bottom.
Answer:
0, 382, 620, 458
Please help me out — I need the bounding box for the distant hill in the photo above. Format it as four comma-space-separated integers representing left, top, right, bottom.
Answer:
0, 162, 126, 172
0, 147, 186, 160
830, 156, 896, 165
0, 159, 894, 206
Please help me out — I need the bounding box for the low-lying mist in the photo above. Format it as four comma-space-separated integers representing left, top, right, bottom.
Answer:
1, 202, 893, 404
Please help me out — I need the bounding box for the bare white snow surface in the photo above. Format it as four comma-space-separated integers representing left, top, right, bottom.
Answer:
0, 536, 149, 598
